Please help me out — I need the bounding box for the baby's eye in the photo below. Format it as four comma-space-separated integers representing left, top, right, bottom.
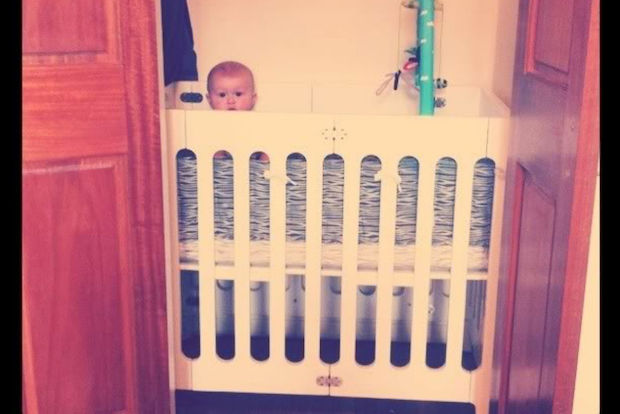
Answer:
218, 92, 226, 98
235, 92, 244, 97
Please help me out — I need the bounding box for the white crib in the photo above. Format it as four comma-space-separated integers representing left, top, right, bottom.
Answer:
165, 84, 509, 413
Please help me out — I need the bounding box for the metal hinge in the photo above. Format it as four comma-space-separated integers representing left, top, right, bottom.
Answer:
316, 375, 343, 387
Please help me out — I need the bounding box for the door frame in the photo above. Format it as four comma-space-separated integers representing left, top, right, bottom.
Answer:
491, 0, 599, 412
118, 0, 171, 412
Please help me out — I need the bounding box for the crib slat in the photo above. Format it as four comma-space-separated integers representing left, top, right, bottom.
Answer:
410, 156, 436, 369
196, 147, 217, 368
304, 155, 323, 363
168, 113, 192, 388
445, 158, 475, 370
340, 155, 361, 365
471, 137, 508, 407
269, 156, 287, 361
233, 155, 251, 361
375, 158, 399, 365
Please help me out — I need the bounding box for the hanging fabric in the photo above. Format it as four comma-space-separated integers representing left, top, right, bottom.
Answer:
161, 0, 199, 86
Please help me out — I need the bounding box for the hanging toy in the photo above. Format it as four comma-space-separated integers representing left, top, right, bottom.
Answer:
405, 46, 449, 108
434, 78, 448, 89
376, 0, 447, 110
375, 55, 418, 96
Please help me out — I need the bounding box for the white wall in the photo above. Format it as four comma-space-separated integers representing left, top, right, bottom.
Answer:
181, 0, 516, 104
491, 0, 519, 106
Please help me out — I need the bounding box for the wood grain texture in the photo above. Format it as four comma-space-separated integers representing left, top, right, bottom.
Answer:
22, 64, 128, 162
22, 0, 170, 409
22, 0, 106, 53
22, 158, 136, 414
491, 0, 599, 412
506, 174, 556, 414
22, 0, 120, 65
493, 165, 525, 414
551, 0, 599, 411
119, 0, 171, 412
524, 0, 574, 87
533, 0, 573, 73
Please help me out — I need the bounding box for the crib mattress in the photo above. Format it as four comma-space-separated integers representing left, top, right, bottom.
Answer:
179, 238, 489, 272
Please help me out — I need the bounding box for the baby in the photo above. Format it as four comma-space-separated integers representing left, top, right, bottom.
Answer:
206, 61, 267, 161
206, 61, 257, 111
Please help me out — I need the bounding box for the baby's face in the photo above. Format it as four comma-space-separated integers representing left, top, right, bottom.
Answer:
207, 72, 256, 111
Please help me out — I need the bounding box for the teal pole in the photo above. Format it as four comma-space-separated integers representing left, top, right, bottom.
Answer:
417, 0, 434, 115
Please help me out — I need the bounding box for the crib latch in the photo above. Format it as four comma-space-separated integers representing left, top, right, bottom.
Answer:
263, 169, 296, 185
316, 376, 343, 387
316, 376, 328, 386
374, 169, 402, 192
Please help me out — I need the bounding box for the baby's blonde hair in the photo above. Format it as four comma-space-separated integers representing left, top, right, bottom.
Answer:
206, 61, 255, 93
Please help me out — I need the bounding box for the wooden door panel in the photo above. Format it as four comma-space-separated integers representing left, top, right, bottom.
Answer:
532, 0, 574, 72
509, 80, 565, 192
526, 0, 574, 86
23, 158, 136, 413
507, 168, 555, 414
22, 0, 120, 65
23, 0, 170, 411
23, 0, 170, 409
22, 65, 128, 162
492, 0, 599, 412
22, 0, 107, 54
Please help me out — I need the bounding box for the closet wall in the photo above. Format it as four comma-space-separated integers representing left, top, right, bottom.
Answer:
182, 0, 518, 106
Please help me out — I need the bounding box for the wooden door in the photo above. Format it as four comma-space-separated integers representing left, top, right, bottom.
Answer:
491, 0, 599, 413
22, 0, 170, 413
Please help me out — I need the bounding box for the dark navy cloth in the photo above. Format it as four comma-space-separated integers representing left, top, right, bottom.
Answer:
161, 0, 199, 86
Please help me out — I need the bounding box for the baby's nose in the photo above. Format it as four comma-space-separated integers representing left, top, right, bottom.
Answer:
227, 95, 236, 103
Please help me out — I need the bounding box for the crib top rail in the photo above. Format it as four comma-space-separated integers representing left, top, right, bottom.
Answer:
166, 109, 509, 168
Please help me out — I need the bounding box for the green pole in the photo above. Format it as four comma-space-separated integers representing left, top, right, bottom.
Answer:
417, 0, 434, 115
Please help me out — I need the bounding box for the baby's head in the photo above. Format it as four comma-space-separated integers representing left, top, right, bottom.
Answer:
206, 61, 257, 111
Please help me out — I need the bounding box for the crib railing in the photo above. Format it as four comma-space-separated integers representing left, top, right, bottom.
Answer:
166, 110, 508, 412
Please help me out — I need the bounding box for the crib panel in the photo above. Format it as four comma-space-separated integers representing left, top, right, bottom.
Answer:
227, 156, 250, 362
445, 158, 475, 370
167, 113, 192, 389
327, 116, 485, 390
375, 157, 400, 366
182, 111, 336, 393
267, 155, 287, 362
410, 155, 436, 370
469, 117, 509, 412
195, 149, 218, 372
192, 359, 330, 396
340, 154, 362, 365
330, 364, 472, 402
304, 155, 326, 363
166, 109, 509, 409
